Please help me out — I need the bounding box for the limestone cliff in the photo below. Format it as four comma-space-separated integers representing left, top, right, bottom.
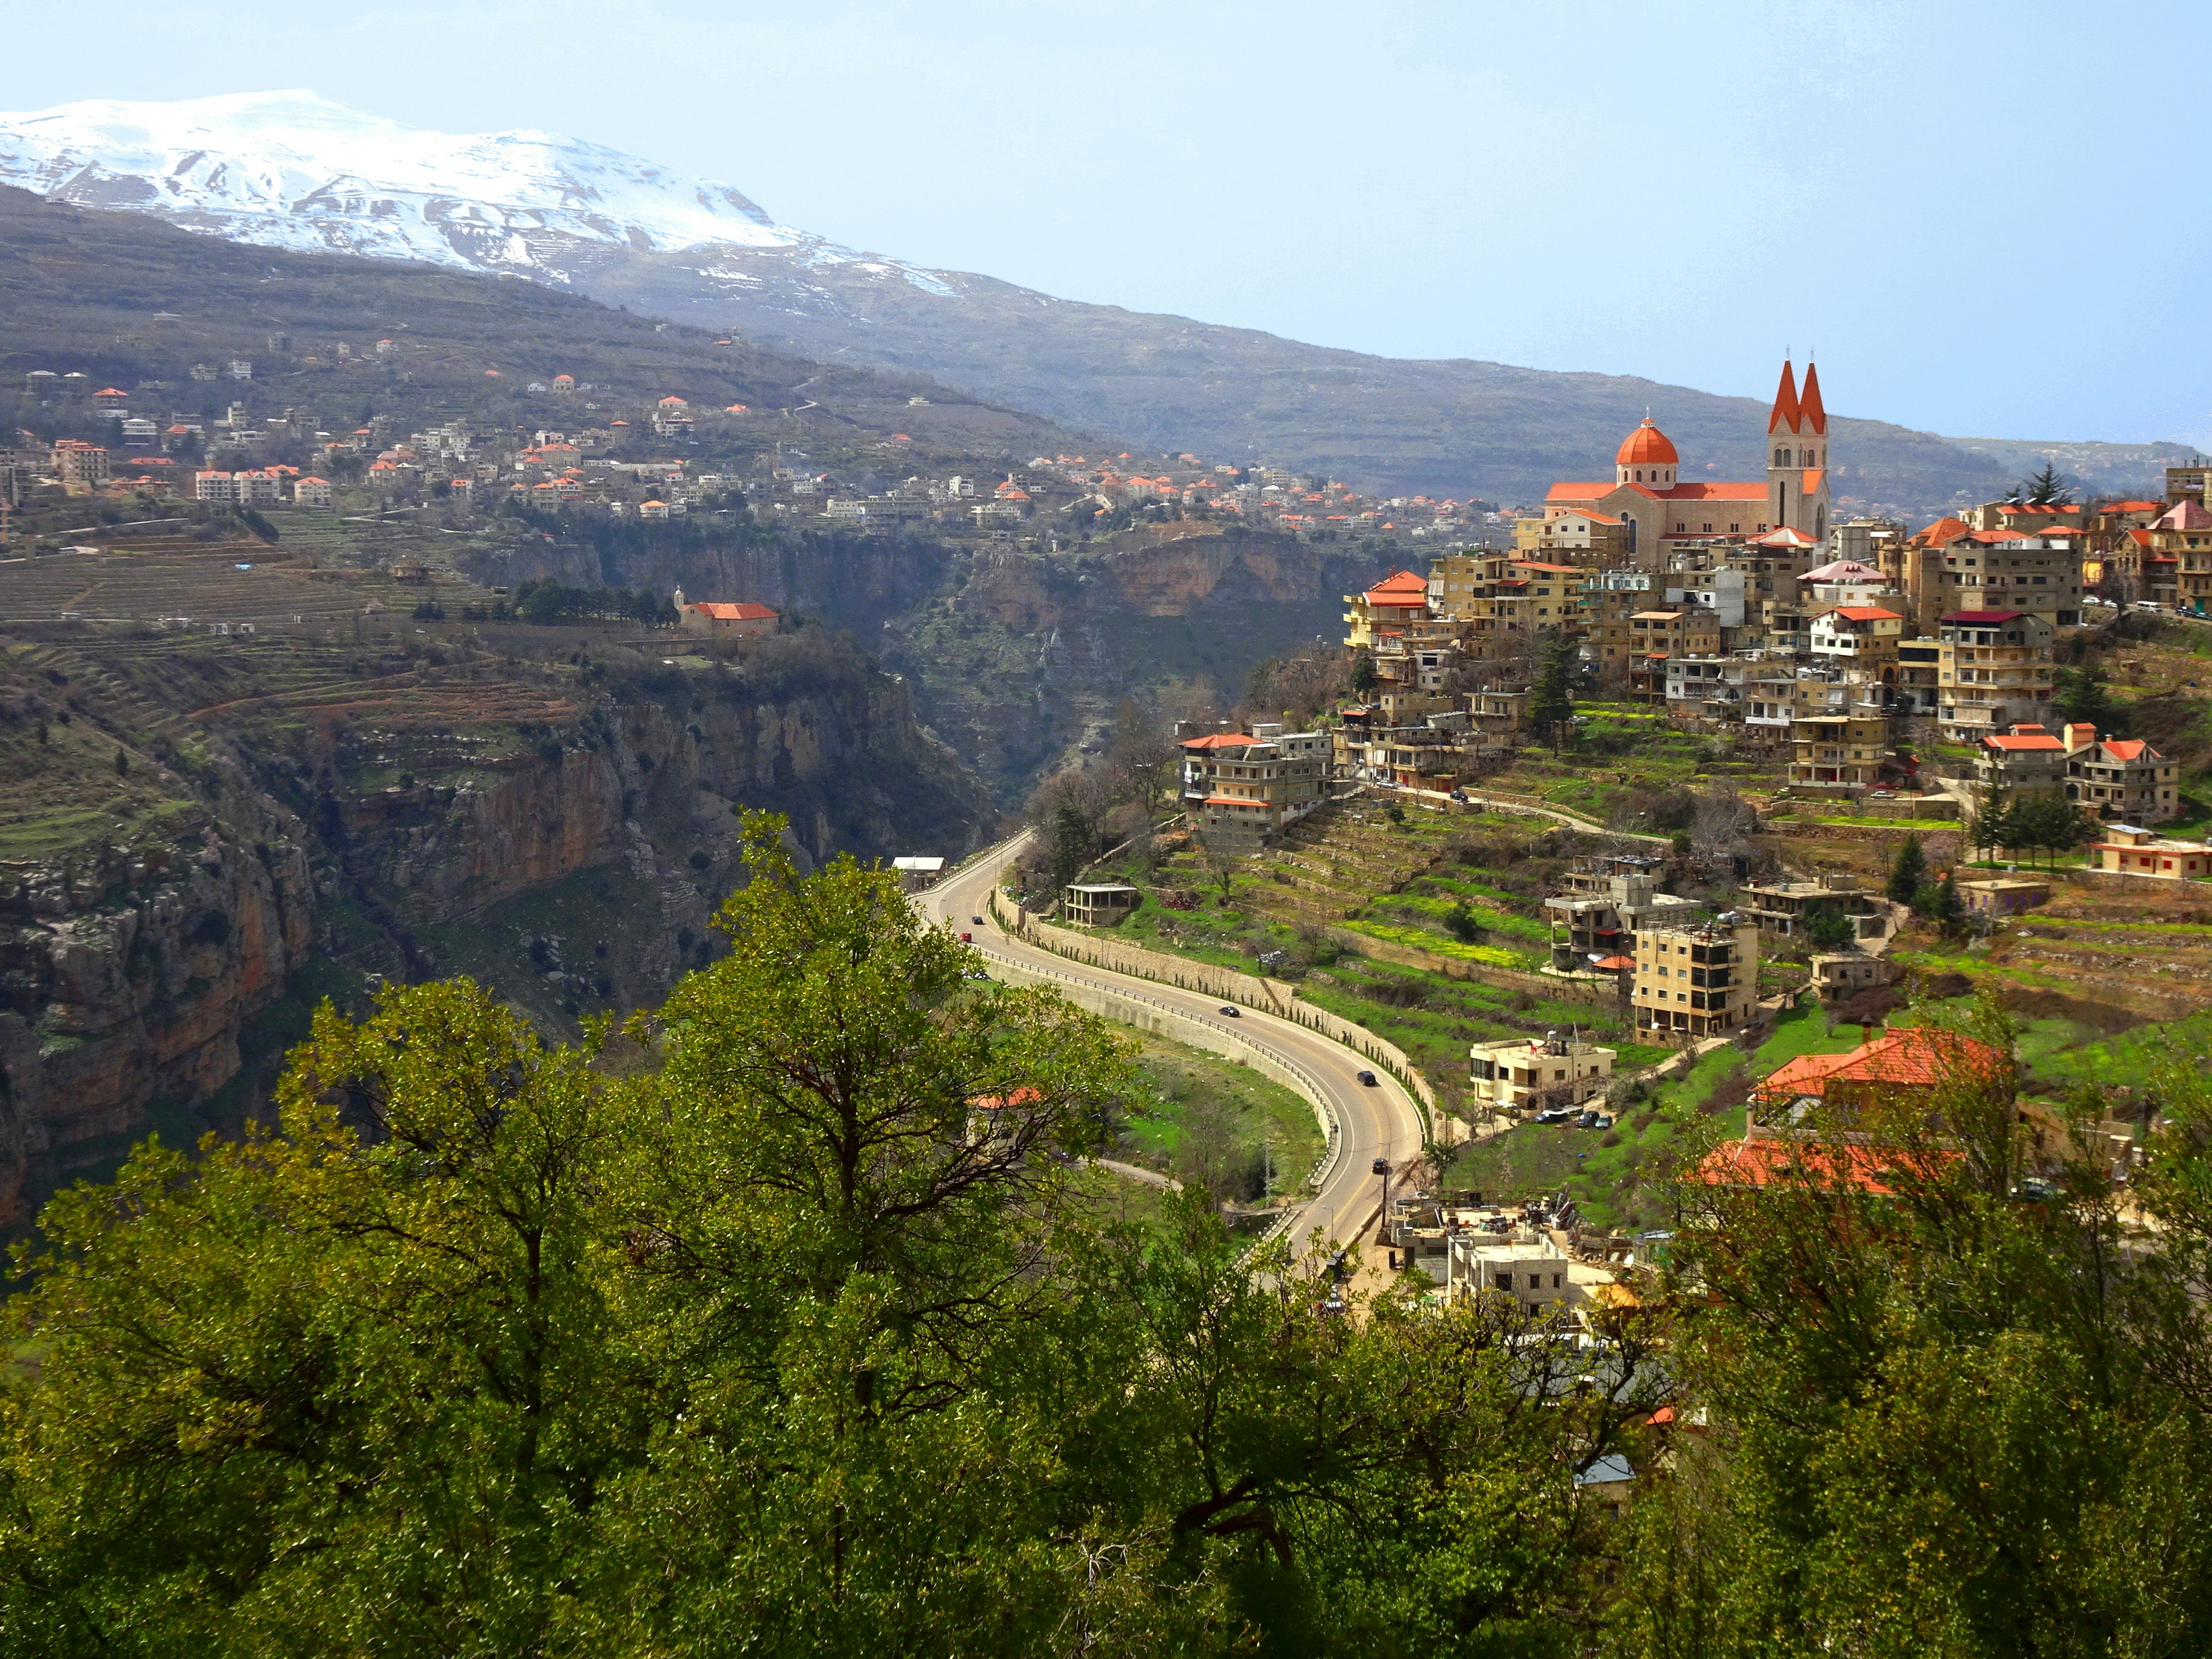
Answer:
0, 627, 987, 1224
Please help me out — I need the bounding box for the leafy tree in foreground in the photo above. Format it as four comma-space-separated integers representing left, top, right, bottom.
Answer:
0, 812, 1627, 1658
1613, 994, 2212, 1658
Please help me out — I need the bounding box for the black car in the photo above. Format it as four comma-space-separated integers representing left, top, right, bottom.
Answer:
1371, 1157, 1391, 1176
971, 915, 984, 925
1219, 1005, 1238, 1017
1574, 1110, 1603, 1130
1357, 1069, 1378, 1086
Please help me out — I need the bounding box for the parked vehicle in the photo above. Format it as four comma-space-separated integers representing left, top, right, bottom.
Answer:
1574, 1110, 1603, 1130
1357, 1069, 1378, 1086
1534, 1108, 1575, 1125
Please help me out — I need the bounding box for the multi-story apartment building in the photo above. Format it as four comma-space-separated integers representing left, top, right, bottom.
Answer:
1894, 635, 1943, 717
1344, 569, 1430, 647
1739, 872, 1880, 942
1179, 724, 1327, 846
1974, 723, 2069, 798
1912, 528, 2084, 631
2063, 724, 2181, 823
51, 440, 109, 487
2148, 499, 2212, 614
1788, 711, 1891, 793
1626, 609, 1722, 702
1632, 915, 1762, 1041
1808, 604, 1904, 668
1544, 867, 1700, 971
1937, 609, 2055, 740
1467, 1032, 1616, 1116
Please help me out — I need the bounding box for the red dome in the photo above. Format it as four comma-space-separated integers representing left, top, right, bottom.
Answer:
1615, 418, 1679, 467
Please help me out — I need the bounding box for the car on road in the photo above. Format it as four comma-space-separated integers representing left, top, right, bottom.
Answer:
1357, 1069, 1378, 1086
2135, 600, 2165, 612
1370, 1157, 1392, 1176
1218, 1005, 1238, 1016
972, 915, 984, 925
959, 931, 973, 942
1574, 1109, 1604, 1130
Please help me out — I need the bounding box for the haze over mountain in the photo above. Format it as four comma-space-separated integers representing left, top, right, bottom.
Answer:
2, 90, 2192, 516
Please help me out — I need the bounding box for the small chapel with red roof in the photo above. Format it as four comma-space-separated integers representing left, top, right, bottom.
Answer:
1542, 359, 1835, 565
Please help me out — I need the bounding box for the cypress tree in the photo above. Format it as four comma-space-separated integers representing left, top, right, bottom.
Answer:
1887, 832, 1927, 906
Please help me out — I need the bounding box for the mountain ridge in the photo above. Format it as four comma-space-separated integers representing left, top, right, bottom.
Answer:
1, 90, 2194, 514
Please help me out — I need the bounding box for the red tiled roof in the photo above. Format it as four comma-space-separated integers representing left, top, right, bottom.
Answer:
2099, 738, 2156, 762
1831, 607, 1901, 622
688, 601, 778, 621
1661, 482, 1770, 501
1983, 732, 2062, 752
1616, 417, 1679, 467
1691, 1137, 1959, 1195
1180, 732, 1253, 751
1798, 362, 1827, 435
1768, 359, 1802, 434
1592, 955, 1635, 970
1912, 514, 1971, 546
1756, 1027, 2006, 1103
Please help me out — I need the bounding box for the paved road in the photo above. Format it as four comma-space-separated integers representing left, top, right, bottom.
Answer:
918, 830, 1427, 1249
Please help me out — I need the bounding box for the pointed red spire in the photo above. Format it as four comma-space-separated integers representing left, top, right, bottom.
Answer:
1798, 362, 1827, 435
1768, 359, 1801, 435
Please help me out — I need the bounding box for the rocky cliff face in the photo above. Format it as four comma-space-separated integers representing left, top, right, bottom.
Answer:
484, 518, 1392, 806
0, 630, 987, 1225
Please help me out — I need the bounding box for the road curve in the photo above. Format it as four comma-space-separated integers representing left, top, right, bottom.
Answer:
917, 831, 1427, 1249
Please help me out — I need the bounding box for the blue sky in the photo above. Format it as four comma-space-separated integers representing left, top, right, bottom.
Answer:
3, 1, 2200, 445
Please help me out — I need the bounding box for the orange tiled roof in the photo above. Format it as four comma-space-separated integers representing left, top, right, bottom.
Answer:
1755, 1027, 2005, 1103
1691, 1137, 1957, 1195
688, 601, 778, 621
1616, 417, 1678, 466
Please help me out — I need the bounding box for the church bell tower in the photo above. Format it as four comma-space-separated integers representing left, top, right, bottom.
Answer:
1766, 359, 1830, 540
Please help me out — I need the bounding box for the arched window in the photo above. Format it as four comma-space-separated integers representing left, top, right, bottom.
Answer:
1774, 446, 1789, 467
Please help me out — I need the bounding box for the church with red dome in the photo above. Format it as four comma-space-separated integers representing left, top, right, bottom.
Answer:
1541, 360, 1834, 566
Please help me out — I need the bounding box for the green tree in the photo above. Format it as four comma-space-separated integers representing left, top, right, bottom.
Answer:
1886, 831, 1927, 906
2022, 460, 2073, 506
1529, 630, 1578, 749
0, 813, 1637, 1654
1935, 866, 1966, 929
1803, 900, 1858, 951
1968, 785, 2016, 859
1348, 646, 1378, 696
1616, 995, 2212, 1659
1445, 899, 1482, 944
1050, 801, 1092, 896
2054, 662, 2122, 733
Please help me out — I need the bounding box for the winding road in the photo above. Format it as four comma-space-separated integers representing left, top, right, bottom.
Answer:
916, 831, 1426, 1249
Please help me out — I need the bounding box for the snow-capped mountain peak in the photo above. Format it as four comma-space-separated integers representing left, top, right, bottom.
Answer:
0, 89, 945, 290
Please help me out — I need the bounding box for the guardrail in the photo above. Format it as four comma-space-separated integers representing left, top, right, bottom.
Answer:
972, 892, 1346, 1244
993, 891, 1437, 1132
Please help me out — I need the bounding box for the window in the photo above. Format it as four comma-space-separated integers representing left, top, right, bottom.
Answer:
1494, 1272, 1513, 1291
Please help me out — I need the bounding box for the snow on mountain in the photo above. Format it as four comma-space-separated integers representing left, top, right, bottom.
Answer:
0, 89, 952, 293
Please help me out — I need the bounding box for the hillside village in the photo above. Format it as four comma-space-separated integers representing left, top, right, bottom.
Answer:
999, 364, 2212, 1243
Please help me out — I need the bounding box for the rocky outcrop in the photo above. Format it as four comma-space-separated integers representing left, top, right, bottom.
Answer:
0, 641, 988, 1226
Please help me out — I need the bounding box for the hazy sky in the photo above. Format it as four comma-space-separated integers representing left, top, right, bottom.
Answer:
2, 1, 2200, 445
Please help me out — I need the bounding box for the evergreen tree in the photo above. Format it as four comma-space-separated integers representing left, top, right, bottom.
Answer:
1529, 630, 1578, 748
1050, 802, 1092, 896
1887, 831, 1927, 906
1936, 866, 1966, 928
2054, 663, 2121, 734
2023, 460, 2073, 506
1969, 786, 2015, 859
